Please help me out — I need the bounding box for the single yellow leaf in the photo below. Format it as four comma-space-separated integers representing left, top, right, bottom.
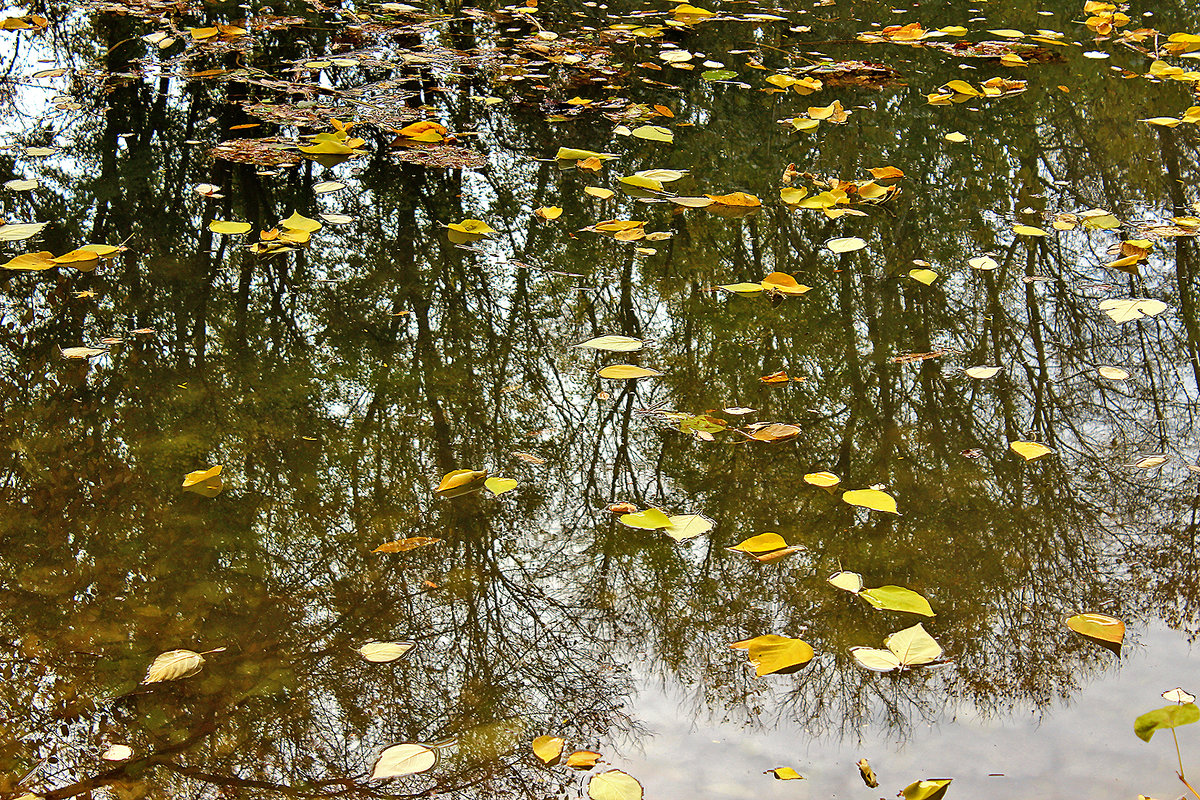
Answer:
588, 770, 643, 800
359, 641, 415, 662
1009, 440, 1054, 461
435, 468, 488, 496
768, 767, 804, 780
532, 735, 565, 765
828, 571, 864, 593
730, 634, 815, 676
598, 364, 661, 379
485, 477, 518, 495
842, 488, 898, 514
182, 465, 223, 497
567, 750, 602, 768
909, 268, 938, 285
209, 220, 252, 235
619, 508, 672, 529
804, 471, 840, 488
281, 211, 322, 232
1066, 613, 1125, 644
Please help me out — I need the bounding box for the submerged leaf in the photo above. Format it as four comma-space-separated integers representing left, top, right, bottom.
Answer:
144, 649, 206, 683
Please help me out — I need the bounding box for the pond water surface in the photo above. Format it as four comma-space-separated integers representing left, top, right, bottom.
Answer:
2, 0, 1200, 798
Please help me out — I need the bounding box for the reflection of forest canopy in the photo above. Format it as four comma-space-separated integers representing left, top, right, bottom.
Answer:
3, 0, 1200, 796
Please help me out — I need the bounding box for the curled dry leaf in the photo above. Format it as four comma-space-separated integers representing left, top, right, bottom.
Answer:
182, 465, 223, 497
1164, 688, 1197, 704
359, 641, 415, 663
902, 778, 953, 800
373, 537, 441, 553
1131, 455, 1169, 469
372, 743, 437, 779
61, 346, 109, 359
857, 758, 879, 788
144, 649, 207, 683
532, 735, 565, 765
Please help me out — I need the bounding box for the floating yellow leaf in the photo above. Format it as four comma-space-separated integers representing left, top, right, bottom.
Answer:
902, 779, 953, 800
968, 255, 998, 270
1066, 613, 1125, 645
909, 268, 938, 285
359, 641, 415, 662
850, 623, 943, 672
555, 147, 616, 161
730, 634, 815, 676
727, 532, 788, 555
1009, 441, 1053, 461
533, 735, 565, 765
1099, 298, 1167, 323
434, 468, 488, 497
567, 750, 602, 768
598, 364, 661, 379
182, 465, 223, 497
943, 131, 968, 143
631, 125, 673, 143
485, 477, 518, 495
585, 187, 615, 199
144, 649, 209, 683
1012, 224, 1050, 236
705, 191, 761, 207
535, 206, 563, 220
663, 514, 714, 541
1098, 366, 1129, 380
804, 471, 840, 488
446, 219, 495, 235
828, 571, 864, 593
965, 366, 1001, 379
282, 211, 322, 232
860, 586, 936, 617
619, 508, 672, 529
767, 768, 804, 780
842, 488, 898, 514
209, 220, 252, 235
298, 139, 359, 155
3, 251, 55, 270
574, 335, 643, 352
780, 186, 809, 204
760, 271, 811, 295
372, 743, 437, 779
588, 770, 643, 800
826, 236, 866, 253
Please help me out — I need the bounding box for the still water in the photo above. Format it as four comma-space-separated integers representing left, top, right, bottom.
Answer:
2, 0, 1200, 797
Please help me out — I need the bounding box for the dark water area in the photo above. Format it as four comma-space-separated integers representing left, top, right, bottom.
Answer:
2, 0, 1200, 797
